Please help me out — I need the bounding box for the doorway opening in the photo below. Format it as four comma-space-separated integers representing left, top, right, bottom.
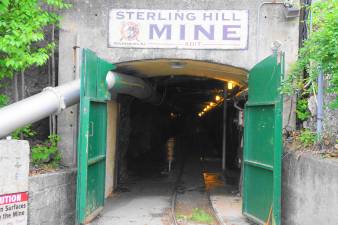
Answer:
100, 59, 250, 224
77, 50, 284, 225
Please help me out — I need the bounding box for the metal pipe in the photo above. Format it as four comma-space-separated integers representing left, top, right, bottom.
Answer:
0, 72, 160, 138
316, 69, 324, 138
308, 0, 324, 139
222, 89, 228, 171
108, 71, 160, 103
0, 80, 80, 138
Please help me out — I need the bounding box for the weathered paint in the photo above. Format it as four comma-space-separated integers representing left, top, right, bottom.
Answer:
243, 51, 284, 225
76, 49, 115, 224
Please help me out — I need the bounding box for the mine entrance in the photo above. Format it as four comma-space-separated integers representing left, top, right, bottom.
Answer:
76, 49, 284, 225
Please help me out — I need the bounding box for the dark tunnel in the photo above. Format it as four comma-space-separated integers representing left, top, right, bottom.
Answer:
115, 75, 246, 190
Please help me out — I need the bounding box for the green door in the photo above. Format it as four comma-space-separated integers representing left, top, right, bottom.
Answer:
243, 51, 284, 225
76, 49, 115, 224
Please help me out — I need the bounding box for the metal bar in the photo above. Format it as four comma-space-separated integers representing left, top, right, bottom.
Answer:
246, 101, 277, 107
244, 160, 273, 171
88, 155, 106, 166
243, 212, 265, 225
316, 69, 324, 139
273, 50, 284, 225
222, 89, 227, 171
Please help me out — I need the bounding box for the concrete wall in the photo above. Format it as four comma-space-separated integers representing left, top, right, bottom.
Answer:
22, 149, 338, 225
28, 170, 76, 225
58, 0, 300, 166
282, 151, 338, 225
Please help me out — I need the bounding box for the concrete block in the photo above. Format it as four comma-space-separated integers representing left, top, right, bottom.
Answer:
0, 140, 30, 194
282, 151, 338, 225
28, 169, 76, 225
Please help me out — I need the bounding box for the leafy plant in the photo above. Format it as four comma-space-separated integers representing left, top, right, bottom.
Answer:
282, 1, 338, 108
296, 98, 311, 121
0, 0, 71, 80
0, 0, 71, 115
31, 134, 61, 168
190, 208, 214, 224
0, 94, 8, 107
12, 124, 36, 139
298, 129, 316, 147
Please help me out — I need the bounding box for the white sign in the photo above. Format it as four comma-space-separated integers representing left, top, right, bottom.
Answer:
109, 9, 249, 50
0, 192, 28, 225
0, 141, 29, 225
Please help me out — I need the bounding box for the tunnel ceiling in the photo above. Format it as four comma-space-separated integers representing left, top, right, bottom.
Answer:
115, 59, 248, 88
153, 76, 227, 113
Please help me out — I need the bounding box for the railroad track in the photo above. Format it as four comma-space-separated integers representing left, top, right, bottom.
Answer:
202, 157, 224, 225
170, 157, 224, 225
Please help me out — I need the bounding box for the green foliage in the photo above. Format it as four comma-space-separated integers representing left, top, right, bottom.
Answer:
190, 208, 214, 223
298, 129, 316, 147
176, 208, 214, 223
296, 98, 311, 121
0, 0, 71, 80
12, 124, 36, 139
0, 94, 8, 107
282, 1, 338, 108
31, 134, 61, 168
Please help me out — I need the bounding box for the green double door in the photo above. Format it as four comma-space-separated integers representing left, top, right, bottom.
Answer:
76, 49, 115, 224
243, 51, 284, 225
75, 49, 284, 225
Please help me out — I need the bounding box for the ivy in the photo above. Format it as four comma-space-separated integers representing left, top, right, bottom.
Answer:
282, 1, 338, 108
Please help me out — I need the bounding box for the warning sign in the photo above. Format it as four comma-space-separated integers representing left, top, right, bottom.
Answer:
0, 192, 28, 225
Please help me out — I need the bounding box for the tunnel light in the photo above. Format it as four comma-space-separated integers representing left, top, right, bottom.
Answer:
228, 82, 234, 90
203, 108, 207, 112
170, 112, 177, 119
209, 102, 215, 106
206, 105, 210, 109
198, 113, 202, 117
215, 95, 221, 101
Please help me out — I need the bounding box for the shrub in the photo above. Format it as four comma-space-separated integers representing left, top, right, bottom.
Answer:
31, 134, 61, 168
299, 129, 316, 147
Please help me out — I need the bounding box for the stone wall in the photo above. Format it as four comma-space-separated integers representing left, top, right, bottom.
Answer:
28, 169, 76, 225
282, 151, 338, 225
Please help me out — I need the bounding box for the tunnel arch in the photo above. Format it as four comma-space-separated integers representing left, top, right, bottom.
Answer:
115, 58, 248, 88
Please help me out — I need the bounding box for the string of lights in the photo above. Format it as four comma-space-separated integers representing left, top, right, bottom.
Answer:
197, 81, 234, 117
